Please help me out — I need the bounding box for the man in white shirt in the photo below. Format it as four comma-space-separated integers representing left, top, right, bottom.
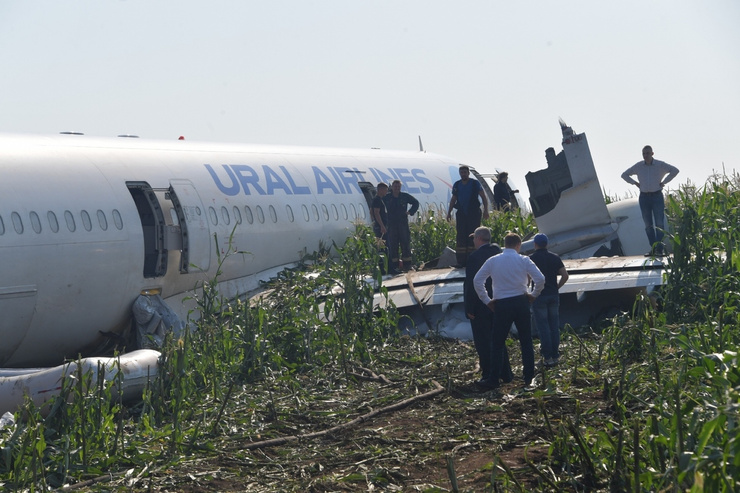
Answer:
473, 233, 545, 389
621, 145, 679, 255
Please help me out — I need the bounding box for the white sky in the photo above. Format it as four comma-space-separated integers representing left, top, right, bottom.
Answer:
1, 1, 738, 200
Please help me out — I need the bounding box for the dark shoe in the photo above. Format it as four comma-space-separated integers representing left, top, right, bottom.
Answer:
501, 374, 514, 384
475, 379, 500, 390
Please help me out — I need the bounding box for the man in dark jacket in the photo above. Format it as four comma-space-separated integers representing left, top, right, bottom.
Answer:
384, 179, 419, 273
464, 226, 513, 388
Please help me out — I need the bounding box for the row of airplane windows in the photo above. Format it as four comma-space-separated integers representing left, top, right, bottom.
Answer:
0, 209, 125, 235
201, 202, 368, 227
199, 200, 444, 227
0, 201, 445, 236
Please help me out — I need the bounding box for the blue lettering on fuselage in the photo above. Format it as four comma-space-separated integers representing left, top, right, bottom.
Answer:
327, 167, 346, 194
412, 169, 434, 194
338, 167, 361, 194
369, 168, 397, 186
205, 164, 241, 196
279, 166, 311, 195
204, 164, 436, 196
233, 165, 266, 195
313, 167, 341, 194
263, 166, 293, 195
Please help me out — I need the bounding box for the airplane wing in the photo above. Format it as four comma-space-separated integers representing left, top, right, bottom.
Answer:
374, 255, 665, 333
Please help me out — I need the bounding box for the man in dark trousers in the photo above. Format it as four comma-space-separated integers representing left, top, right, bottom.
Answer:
464, 226, 513, 388
383, 179, 419, 273
371, 182, 389, 273
447, 165, 489, 267
529, 233, 569, 367
474, 233, 544, 388
620, 145, 679, 255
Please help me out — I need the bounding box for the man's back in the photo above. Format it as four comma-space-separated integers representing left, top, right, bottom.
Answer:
529, 248, 565, 297
464, 243, 501, 317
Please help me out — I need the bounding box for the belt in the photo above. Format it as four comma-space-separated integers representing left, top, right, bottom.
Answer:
494, 294, 528, 302
641, 190, 662, 195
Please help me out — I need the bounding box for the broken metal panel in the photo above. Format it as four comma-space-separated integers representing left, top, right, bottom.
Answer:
526, 122, 613, 243
375, 255, 666, 330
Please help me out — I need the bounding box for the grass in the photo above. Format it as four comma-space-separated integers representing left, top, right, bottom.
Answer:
1, 174, 739, 491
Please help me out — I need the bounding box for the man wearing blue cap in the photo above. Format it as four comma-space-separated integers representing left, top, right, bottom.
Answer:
529, 233, 569, 367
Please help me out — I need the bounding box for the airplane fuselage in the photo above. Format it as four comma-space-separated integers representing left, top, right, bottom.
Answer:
1, 133, 464, 367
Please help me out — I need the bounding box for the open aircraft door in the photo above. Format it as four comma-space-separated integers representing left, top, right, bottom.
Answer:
168, 180, 211, 273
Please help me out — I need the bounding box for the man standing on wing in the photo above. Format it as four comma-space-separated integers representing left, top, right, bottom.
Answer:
529, 233, 569, 367
463, 226, 514, 388
384, 179, 419, 273
447, 165, 489, 267
371, 182, 389, 274
474, 232, 544, 389
621, 145, 679, 256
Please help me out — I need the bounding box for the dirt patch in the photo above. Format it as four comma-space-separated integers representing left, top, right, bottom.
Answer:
82, 337, 609, 492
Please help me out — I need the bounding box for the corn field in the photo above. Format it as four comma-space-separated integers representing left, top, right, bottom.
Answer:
1, 172, 739, 491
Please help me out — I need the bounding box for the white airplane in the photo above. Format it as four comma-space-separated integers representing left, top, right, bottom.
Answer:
0, 131, 512, 368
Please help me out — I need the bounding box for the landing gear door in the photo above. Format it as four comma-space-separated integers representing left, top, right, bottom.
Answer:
169, 180, 212, 273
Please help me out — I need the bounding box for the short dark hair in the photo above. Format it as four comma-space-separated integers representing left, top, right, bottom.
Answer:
459, 165, 470, 172
503, 232, 521, 248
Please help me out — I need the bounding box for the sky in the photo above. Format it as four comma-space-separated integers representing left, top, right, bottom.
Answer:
1, 1, 738, 201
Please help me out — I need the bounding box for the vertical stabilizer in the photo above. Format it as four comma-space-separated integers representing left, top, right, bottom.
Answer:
526, 122, 612, 236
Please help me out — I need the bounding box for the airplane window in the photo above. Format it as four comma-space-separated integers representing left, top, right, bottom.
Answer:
29, 211, 41, 234
256, 206, 265, 224
112, 209, 124, 230
302, 204, 309, 221
64, 210, 76, 232
359, 206, 366, 220
350, 204, 357, 219
97, 210, 108, 231
312, 204, 319, 221
269, 205, 277, 223
286, 205, 294, 222
233, 206, 242, 224
209, 206, 218, 225
321, 204, 329, 221
341, 204, 348, 220
0, 215, 4, 235
81, 210, 92, 231
245, 206, 254, 224
331, 204, 339, 220
47, 212, 59, 233
221, 206, 230, 225
11, 212, 23, 234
